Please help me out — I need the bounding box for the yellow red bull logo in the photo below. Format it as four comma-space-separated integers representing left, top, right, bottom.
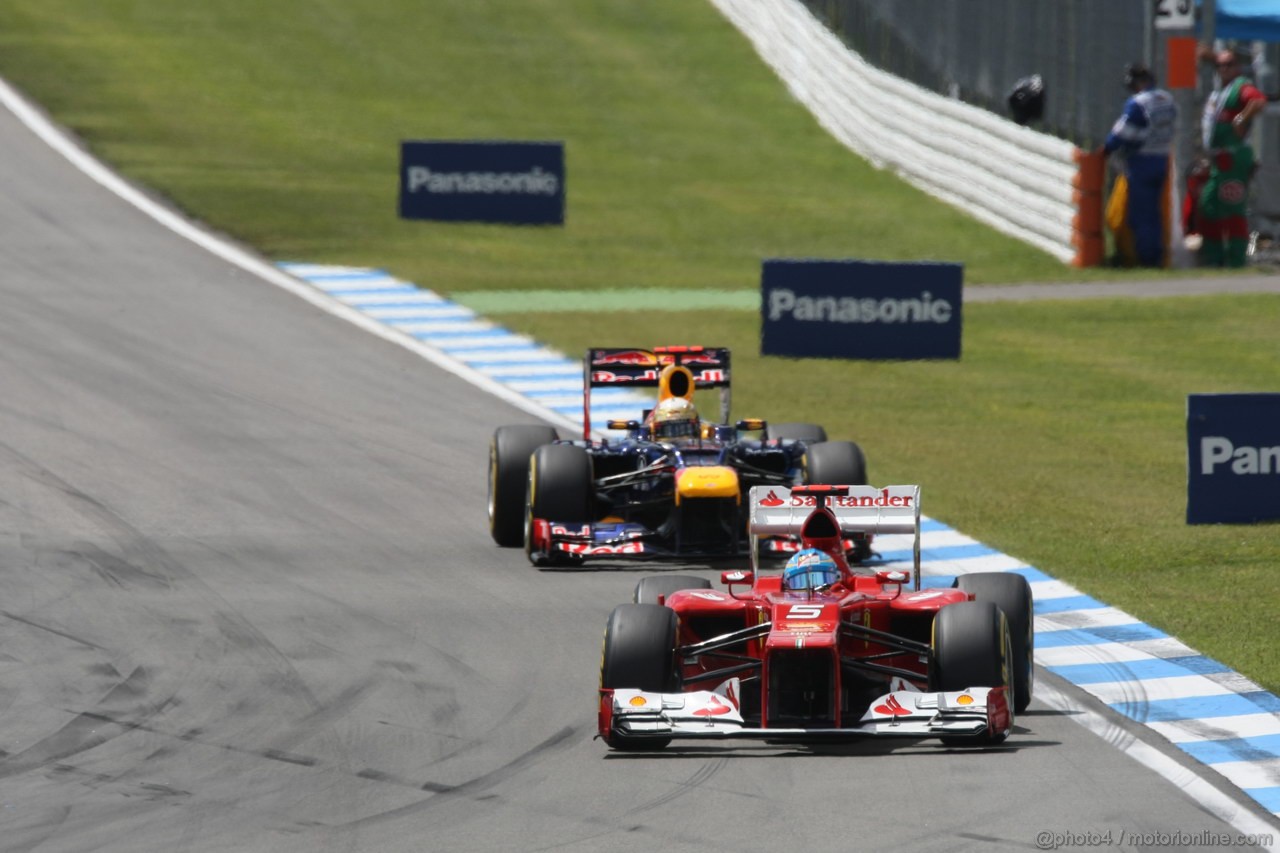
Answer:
675, 467, 739, 504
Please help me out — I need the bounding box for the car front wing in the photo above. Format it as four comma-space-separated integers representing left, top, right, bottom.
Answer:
527, 518, 748, 564
598, 681, 1012, 743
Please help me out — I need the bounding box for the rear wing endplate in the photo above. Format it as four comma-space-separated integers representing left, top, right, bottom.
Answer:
582, 346, 731, 438
748, 485, 922, 590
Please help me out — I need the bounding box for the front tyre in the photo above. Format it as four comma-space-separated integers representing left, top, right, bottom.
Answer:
600, 604, 680, 751
931, 600, 1012, 746
524, 443, 594, 564
489, 425, 558, 547
955, 573, 1034, 713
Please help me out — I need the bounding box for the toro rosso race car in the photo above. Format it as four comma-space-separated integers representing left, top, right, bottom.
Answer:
597, 484, 1034, 749
487, 346, 870, 565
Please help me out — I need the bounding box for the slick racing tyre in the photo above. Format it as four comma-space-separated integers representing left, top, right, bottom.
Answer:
633, 575, 712, 605
489, 425, 558, 547
955, 573, 1034, 713
524, 443, 594, 563
600, 604, 680, 751
764, 422, 828, 443
931, 600, 1012, 746
803, 440, 868, 486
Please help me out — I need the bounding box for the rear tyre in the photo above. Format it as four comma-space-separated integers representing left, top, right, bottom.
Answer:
931, 600, 1012, 746
634, 575, 712, 605
524, 443, 594, 563
803, 440, 868, 486
600, 604, 679, 750
489, 425, 558, 547
955, 573, 1034, 713
765, 422, 828, 443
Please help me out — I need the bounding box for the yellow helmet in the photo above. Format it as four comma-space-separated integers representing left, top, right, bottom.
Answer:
651, 397, 699, 440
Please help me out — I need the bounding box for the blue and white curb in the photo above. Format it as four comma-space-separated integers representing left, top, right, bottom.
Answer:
281, 263, 652, 432
285, 262, 1279, 826
870, 525, 1280, 822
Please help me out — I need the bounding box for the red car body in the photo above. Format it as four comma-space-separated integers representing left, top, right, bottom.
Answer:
598, 485, 1026, 749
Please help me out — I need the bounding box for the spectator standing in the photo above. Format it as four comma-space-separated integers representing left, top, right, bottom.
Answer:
1198, 49, 1268, 267
1102, 64, 1179, 267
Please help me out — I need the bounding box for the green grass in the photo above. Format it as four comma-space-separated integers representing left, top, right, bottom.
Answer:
2, 0, 1172, 291
1, 1, 1277, 692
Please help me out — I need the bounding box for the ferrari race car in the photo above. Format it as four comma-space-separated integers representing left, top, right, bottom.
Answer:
487, 346, 871, 565
596, 484, 1034, 749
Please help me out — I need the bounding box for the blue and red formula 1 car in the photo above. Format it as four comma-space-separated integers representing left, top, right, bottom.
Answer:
597, 484, 1034, 749
487, 346, 872, 565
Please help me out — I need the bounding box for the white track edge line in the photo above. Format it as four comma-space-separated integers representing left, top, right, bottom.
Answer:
0, 75, 582, 437
1035, 678, 1280, 847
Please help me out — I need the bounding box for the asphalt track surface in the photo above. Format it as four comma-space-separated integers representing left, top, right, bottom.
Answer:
1, 101, 1278, 853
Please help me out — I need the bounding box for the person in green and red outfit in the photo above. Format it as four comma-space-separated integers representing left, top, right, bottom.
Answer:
1198, 48, 1268, 267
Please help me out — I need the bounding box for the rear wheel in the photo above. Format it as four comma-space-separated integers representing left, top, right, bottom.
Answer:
931, 600, 1012, 746
600, 604, 679, 750
955, 573, 1034, 712
803, 440, 868, 486
524, 443, 594, 563
765, 422, 828, 443
634, 575, 712, 605
488, 425, 559, 547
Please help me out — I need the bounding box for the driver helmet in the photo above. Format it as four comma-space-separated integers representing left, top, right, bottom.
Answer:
782, 549, 839, 592
651, 397, 700, 440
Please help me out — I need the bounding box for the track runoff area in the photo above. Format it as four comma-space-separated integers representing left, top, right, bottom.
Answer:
281, 262, 1279, 837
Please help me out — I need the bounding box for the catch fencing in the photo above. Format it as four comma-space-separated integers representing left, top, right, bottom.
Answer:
712, 0, 1106, 265
797, 0, 1150, 148
792, 0, 1280, 258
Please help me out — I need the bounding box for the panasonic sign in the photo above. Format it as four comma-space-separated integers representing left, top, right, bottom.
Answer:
1186, 393, 1280, 524
405, 166, 559, 197
399, 141, 564, 224
1200, 437, 1280, 475
760, 260, 962, 360
767, 290, 954, 324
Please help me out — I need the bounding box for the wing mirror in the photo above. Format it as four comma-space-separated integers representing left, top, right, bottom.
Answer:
721, 569, 754, 587
606, 419, 640, 431
875, 570, 910, 586
735, 418, 765, 432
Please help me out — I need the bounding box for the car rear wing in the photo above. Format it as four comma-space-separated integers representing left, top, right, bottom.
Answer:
748, 484, 922, 589
582, 346, 731, 439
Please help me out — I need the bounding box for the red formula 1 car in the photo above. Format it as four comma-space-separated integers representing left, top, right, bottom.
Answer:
597, 484, 1034, 750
